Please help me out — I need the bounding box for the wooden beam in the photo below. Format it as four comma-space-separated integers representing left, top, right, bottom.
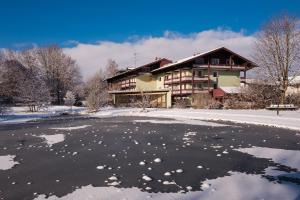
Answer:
208, 60, 211, 92
179, 69, 182, 98
192, 68, 195, 95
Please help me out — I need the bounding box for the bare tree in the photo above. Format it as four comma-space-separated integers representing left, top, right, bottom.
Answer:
37, 45, 83, 105
0, 60, 27, 103
137, 90, 151, 111
64, 90, 76, 111
254, 14, 300, 109
86, 71, 108, 111
105, 59, 119, 78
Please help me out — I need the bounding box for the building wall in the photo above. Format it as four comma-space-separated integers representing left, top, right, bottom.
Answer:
135, 74, 157, 91
286, 85, 300, 95
210, 71, 240, 87
155, 74, 165, 90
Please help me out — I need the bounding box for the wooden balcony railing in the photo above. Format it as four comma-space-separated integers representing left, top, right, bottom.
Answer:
171, 88, 209, 95
164, 75, 209, 84
193, 64, 246, 70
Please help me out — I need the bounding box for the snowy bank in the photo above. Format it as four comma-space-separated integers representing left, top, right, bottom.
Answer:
92, 108, 300, 131
0, 106, 85, 124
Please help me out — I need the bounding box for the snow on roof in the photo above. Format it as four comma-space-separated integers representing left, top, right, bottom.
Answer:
152, 47, 224, 72
152, 47, 257, 73
220, 87, 241, 94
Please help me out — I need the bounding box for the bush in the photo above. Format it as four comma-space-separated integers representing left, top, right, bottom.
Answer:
223, 98, 254, 109
174, 98, 189, 108
286, 94, 300, 107
191, 93, 222, 109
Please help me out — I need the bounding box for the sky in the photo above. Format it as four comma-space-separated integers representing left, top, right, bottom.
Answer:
1, 0, 300, 79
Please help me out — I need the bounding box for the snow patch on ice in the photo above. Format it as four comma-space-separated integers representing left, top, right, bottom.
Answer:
0, 155, 19, 170
34, 170, 300, 200
50, 125, 91, 130
235, 146, 300, 170
37, 134, 65, 147
134, 119, 228, 127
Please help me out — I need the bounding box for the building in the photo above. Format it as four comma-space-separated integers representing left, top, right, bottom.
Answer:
106, 47, 258, 108
287, 76, 300, 95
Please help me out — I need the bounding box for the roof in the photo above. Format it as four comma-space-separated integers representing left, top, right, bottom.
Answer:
152, 47, 258, 73
109, 89, 170, 94
220, 87, 241, 94
106, 58, 172, 82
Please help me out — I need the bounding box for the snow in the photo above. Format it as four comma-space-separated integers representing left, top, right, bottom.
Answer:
235, 146, 300, 170
164, 172, 172, 176
142, 175, 152, 182
0, 155, 19, 170
34, 170, 300, 200
220, 87, 241, 94
50, 125, 91, 130
92, 108, 300, 131
134, 119, 228, 127
96, 166, 105, 170
154, 158, 162, 163
0, 106, 85, 124
37, 134, 65, 147
139, 161, 146, 166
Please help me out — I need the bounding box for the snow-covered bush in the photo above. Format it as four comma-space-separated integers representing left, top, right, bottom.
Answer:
223, 98, 253, 109
137, 90, 151, 111
64, 91, 76, 111
174, 98, 189, 108
0, 104, 9, 116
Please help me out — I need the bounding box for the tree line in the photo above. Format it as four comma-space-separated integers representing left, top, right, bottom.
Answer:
0, 45, 119, 113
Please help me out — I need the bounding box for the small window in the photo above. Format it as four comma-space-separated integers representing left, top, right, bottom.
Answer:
211, 58, 220, 65
195, 57, 205, 64
213, 71, 218, 77
197, 71, 203, 77
159, 77, 162, 81
226, 59, 230, 65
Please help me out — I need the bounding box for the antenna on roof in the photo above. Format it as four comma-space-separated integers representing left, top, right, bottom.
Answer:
134, 51, 137, 68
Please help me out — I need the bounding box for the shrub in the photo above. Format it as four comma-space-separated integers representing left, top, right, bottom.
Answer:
174, 98, 189, 108
191, 93, 221, 109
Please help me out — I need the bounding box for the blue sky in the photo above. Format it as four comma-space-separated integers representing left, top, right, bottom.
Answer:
1, 0, 300, 49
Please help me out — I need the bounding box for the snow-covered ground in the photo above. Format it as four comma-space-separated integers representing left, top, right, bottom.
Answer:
2, 106, 300, 131
92, 108, 300, 131
0, 106, 85, 124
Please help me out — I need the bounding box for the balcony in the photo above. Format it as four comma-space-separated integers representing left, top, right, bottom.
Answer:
121, 82, 136, 89
164, 75, 209, 84
193, 64, 246, 70
172, 88, 209, 95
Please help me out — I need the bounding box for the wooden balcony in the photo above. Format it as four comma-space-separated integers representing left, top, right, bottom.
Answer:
121, 82, 136, 89
164, 75, 209, 84
172, 88, 209, 95
193, 64, 246, 70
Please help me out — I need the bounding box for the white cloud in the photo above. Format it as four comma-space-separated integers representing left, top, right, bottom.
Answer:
63, 29, 255, 79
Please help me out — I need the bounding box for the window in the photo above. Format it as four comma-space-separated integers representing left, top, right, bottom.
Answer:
195, 57, 205, 64
211, 58, 220, 65
194, 83, 202, 89
159, 77, 162, 81
213, 83, 218, 89
197, 71, 203, 77
226, 59, 235, 66
213, 71, 219, 77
